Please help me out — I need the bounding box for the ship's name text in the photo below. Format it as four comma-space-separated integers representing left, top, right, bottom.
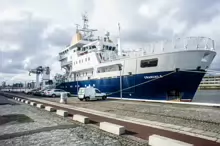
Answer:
144, 75, 162, 79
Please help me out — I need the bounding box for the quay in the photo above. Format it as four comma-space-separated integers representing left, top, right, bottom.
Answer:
1, 91, 220, 146
0, 95, 137, 146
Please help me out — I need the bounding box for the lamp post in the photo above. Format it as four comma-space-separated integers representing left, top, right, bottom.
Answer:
76, 73, 79, 94
119, 64, 122, 99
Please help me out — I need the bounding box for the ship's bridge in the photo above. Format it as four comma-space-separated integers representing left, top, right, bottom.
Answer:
76, 40, 118, 62
80, 40, 117, 53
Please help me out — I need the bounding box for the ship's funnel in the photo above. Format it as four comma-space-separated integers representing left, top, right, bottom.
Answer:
71, 32, 82, 45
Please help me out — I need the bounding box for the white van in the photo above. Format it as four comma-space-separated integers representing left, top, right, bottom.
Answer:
78, 87, 107, 101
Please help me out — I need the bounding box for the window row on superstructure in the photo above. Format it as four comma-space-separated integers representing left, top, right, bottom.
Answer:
103, 45, 116, 51
73, 57, 90, 65
76, 71, 93, 77
80, 44, 116, 52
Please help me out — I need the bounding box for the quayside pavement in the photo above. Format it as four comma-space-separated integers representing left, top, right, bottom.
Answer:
1, 92, 220, 146
0, 95, 140, 146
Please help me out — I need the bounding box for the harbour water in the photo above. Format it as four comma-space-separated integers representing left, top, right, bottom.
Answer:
193, 90, 220, 103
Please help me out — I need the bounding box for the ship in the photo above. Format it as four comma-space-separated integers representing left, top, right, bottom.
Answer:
56, 14, 216, 102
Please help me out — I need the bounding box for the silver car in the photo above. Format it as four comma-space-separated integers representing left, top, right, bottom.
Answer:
41, 89, 51, 96
45, 89, 70, 97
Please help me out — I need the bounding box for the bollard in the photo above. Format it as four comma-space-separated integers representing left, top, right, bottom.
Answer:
149, 135, 193, 146
25, 100, 30, 104
100, 122, 125, 135
56, 109, 68, 117
60, 93, 67, 104
45, 106, 56, 112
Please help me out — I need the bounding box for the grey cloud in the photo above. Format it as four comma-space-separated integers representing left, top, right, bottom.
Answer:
1, 64, 26, 74
0, 49, 59, 74
175, 0, 220, 29
0, 9, 75, 76
1, 0, 220, 78
116, 0, 220, 45
0, 12, 49, 51
122, 29, 171, 44
0, 10, 51, 74
45, 27, 74, 47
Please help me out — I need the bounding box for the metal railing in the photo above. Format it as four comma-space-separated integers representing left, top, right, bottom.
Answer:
61, 61, 72, 67
59, 55, 68, 61
123, 37, 215, 57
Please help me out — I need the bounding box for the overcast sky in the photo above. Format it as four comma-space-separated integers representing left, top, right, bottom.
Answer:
1, 0, 220, 84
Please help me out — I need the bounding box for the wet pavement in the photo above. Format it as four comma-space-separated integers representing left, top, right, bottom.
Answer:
0, 95, 16, 105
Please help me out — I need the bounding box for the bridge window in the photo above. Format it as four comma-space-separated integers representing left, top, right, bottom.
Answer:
140, 58, 158, 68
92, 45, 96, 49
112, 47, 116, 51
88, 57, 90, 61
85, 58, 87, 61
109, 46, 112, 50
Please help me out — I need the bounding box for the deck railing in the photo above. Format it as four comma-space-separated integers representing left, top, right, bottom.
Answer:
123, 37, 215, 57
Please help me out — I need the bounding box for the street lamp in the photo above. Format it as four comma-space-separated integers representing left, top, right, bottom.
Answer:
119, 64, 123, 99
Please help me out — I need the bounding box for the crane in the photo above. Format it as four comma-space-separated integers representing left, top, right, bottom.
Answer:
29, 66, 50, 89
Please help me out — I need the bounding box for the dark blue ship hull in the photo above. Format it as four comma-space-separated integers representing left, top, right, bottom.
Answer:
56, 70, 205, 101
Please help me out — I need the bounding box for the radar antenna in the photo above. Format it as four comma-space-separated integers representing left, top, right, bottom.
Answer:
82, 12, 89, 30
77, 12, 97, 41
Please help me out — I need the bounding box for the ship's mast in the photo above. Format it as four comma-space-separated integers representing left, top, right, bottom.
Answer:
82, 13, 89, 30
77, 13, 97, 41
117, 23, 122, 56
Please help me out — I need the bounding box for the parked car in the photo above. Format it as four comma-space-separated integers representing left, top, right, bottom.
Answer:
33, 89, 47, 96
25, 89, 38, 95
41, 89, 51, 96
32, 88, 41, 95
45, 89, 70, 97
78, 87, 107, 101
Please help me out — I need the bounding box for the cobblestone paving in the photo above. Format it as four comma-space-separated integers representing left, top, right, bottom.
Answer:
0, 104, 71, 135
0, 98, 147, 146
44, 98, 220, 134
1, 127, 142, 146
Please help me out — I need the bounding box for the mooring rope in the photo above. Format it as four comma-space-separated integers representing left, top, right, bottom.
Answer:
179, 70, 207, 74
180, 69, 220, 74
107, 68, 220, 96
107, 70, 177, 96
